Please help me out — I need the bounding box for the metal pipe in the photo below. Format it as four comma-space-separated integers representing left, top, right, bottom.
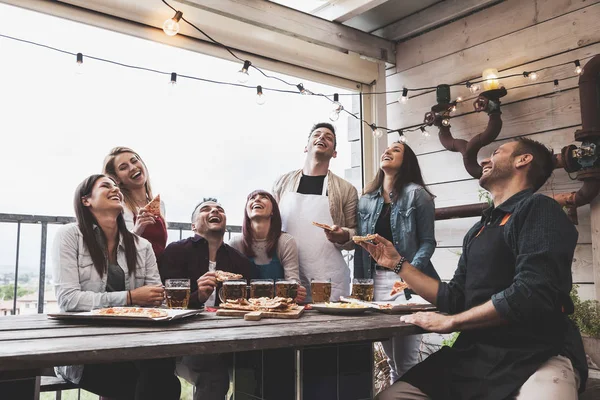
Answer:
435, 203, 488, 220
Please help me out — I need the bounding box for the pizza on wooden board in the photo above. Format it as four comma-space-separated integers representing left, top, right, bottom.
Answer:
220, 297, 297, 312
215, 270, 244, 282
94, 307, 168, 318
144, 194, 161, 217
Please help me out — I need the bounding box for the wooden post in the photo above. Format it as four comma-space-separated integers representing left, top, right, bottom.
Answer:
591, 196, 600, 301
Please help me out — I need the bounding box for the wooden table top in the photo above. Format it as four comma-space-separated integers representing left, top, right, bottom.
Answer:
0, 310, 423, 371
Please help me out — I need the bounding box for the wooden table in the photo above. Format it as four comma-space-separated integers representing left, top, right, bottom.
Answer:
0, 310, 423, 399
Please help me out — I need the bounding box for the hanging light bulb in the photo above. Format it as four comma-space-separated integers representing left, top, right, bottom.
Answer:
329, 93, 343, 121
370, 124, 384, 138
524, 71, 538, 81
296, 83, 312, 95
442, 118, 450, 127
399, 87, 409, 104
163, 11, 183, 36
256, 85, 266, 105
456, 96, 463, 103
399, 132, 407, 143
553, 79, 560, 93
482, 68, 500, 90
466, 82, 480, 94
237, 60, 251, 83
167, 72, 177, 97
574, 60, 582, 75
75, 52, 84, 75
450, 104, 457, 113
420, 126, 430, 138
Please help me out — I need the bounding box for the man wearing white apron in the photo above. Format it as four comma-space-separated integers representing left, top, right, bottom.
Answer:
273, 122, 358, 302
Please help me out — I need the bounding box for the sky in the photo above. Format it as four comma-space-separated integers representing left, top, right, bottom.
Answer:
0, 3, 359, 283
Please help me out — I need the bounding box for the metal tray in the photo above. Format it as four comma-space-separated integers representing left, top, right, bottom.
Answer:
48, 308, 204, 322
339, 297, 436, 314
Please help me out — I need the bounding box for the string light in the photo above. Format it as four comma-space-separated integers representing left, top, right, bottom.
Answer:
553, 79, 560, 93
237, 60, 251, 83
420, 126, 430, 138
329, 93, 343, 121
399, 132, 407, 143
524, 71, 538, 81
370, 124, 385, 138
170, 72, 177, 85
466, 81, 480, 94
163, 11, 183, 36
256, 85, 265, 105
399, 87, 409, 104
574, 60, 582, 75
296, 83, 312, 95
442, 118, 451, 127
75, 52, 83, 75
456, 96, 463, 102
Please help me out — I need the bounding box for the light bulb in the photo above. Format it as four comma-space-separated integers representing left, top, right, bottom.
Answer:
482, 68, 500, 90
442, 118, 450, 127
399, 135, 407, 143
456, 96, 463, 102
469, 84, 480, 94
373, 129, 383, 139
237, 60, 251, 83
420, 127, 430, 138
399, 87, 409, 104
256, 85, 266, 105
75, 52, 83, 75
529, 72, 538, 81
329, 109, 340, 121
574, 60, 582, 75
163, 11, 183, 36
553, 79, 560, 93
450, 105, 457, 113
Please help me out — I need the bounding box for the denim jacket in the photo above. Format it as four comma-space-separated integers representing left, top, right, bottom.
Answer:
354, 182, 439, 280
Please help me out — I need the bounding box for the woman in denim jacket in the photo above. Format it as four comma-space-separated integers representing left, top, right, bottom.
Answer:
53, 174, 180, 400
354, 141, 439, 383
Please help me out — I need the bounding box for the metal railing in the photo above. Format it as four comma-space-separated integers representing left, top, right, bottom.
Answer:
0, 213, 242, 315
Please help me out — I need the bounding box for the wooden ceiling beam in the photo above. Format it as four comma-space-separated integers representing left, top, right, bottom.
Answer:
312, 0, 388, 23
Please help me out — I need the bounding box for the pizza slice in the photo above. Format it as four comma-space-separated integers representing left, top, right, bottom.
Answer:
145, 194, 161, 217
215, 270, 244, 282
352, 234, 378, 243
312, 221, 334, 231
95, 307, 168, 318
390, 280, 410, 297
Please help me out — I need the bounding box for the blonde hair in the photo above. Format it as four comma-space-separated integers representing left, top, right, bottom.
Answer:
102, 146, 156, 215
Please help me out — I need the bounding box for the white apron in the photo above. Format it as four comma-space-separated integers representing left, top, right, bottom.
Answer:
279, 177, 350, 301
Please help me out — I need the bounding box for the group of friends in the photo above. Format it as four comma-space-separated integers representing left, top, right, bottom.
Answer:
51, 122, 588, 400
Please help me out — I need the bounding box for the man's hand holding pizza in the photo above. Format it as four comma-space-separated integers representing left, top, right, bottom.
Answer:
196, 271, 218, 303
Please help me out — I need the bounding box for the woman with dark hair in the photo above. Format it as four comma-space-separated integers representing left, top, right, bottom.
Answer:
354, 141, 440, 383
52, 174, 180, 399
103, 146, 167, 259
229, 190, 306, 302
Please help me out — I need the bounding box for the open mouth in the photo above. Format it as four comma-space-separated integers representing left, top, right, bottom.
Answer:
252, 203, 264, 210
382, 155, 392, 161
315, 141, 326, 148
131, 171, 142, 179
482, 166, 492, 174
109, 195, 121, 201
208, 216, 221, 223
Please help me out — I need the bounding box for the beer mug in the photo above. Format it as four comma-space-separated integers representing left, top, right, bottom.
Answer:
165, 279, 191, 309
275, 279, 299, 299
250, 279, 275, 299
310, 278, 332, 303
351, 278, 374, 302
218, 280, 248, 303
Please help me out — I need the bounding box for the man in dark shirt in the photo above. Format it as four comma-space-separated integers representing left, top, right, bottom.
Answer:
359, 138, 587, 400
159, 198, 256, 400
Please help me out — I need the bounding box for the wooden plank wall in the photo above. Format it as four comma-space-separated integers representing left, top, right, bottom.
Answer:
385, 0, 600, 300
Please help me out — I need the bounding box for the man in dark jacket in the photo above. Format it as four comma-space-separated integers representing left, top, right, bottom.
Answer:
159, 198, 256, 400
359, 138, 587, 400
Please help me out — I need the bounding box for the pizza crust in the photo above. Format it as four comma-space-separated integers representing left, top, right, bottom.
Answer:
95, 307, 168, 318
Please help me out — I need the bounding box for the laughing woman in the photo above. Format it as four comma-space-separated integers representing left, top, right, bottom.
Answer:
229, 190, 307, 303
52, 174, 180, 400
103, 146, 168, 260
354, 141, 440, 383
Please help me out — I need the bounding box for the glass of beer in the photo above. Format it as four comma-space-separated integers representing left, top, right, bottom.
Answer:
250, 279, 275, 299
351, 278, 374, 302
165, 279, 191, 309
275, 279, 299, 299
311, 278, 332, 303
219, 280, 248, 302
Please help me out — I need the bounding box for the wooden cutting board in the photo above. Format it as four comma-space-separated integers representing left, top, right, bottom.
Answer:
216, 306, 305, 320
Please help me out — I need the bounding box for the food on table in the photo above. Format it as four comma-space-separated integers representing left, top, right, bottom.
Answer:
220, 297, 298, 312
351, 234, 378, 243
323, 302, 368, 309
311, 221, 334, 231
144, 194, 161, 217
94, 307, 168, 318
215, 270, 244, 282
390, 280, 410, 296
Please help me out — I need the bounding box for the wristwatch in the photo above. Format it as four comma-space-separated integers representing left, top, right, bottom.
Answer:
393, 256, 407, 274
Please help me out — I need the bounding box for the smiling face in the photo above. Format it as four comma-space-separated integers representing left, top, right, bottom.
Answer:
192, 201, 227, 236
81, 176, 124, 215
246, 192, 273, 220
479, 142, 519, 190
380, 142, 404, 172
305, 127, 337, 160
112, 152, 147, 190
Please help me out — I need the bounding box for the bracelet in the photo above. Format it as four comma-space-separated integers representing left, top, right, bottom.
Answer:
127, 290, 132, 306
393, 256, 407, 274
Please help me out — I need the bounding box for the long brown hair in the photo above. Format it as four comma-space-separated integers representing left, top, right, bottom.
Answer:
241, 190, 282, 258
364, 142, 434, 201
102, 146, 157, 216
74, 174, 138, 277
